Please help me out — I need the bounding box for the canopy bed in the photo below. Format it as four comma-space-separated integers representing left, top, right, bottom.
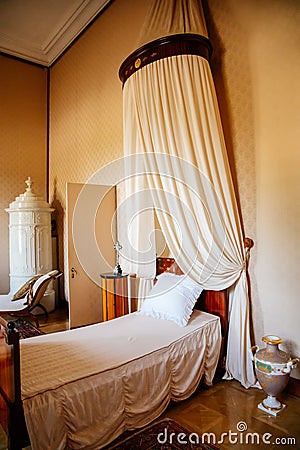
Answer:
119, 0, 255, 390
0, 257, 225, 450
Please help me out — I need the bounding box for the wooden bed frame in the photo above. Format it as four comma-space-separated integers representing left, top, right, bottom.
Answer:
0, 317, 30, 449
0, 257, 228, 450
156, 257, 228, 367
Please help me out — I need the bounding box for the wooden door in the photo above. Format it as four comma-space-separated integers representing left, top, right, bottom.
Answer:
66, 183, 116, 328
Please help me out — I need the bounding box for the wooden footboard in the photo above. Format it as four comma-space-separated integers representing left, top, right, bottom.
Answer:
0, 317, 29, 450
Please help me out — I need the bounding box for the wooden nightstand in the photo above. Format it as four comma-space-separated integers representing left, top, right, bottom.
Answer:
100, 273, 130, 321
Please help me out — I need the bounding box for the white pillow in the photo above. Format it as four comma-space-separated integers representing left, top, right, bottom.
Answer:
138, 272, 203, 327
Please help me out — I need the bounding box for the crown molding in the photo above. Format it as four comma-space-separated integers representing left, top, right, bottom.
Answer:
0, 0, 111, 66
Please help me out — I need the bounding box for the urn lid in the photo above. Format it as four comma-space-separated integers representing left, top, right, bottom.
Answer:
6, 177, 54, 212
262, 335, 283, 345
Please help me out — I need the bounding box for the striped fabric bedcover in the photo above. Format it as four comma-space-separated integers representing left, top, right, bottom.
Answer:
20, 310, 221, 449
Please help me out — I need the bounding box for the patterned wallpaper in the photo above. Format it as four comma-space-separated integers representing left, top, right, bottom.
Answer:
0, 56, 47, 293
49, 0, 149, 299
203, 0, 260, 336
49, 0, 149, 209
205, 0, 300, 362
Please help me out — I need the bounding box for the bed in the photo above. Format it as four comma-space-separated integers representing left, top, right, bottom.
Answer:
0, 257, 228, 450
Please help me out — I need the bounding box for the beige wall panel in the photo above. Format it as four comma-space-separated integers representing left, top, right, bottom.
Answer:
205, 0, 300, 376
49, 0, 149, 297
49, 0, 149, 208
0, 56, 47, 293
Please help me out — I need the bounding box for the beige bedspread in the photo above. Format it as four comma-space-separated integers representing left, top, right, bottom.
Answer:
20, 310, 221, 449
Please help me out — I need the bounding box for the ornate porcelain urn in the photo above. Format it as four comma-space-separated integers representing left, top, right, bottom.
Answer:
252, 335, 299, 415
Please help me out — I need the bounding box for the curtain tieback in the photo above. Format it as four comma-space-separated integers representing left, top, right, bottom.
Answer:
243, 237, 254, 271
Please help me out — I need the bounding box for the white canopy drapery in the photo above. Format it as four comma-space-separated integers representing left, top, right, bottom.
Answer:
122, 52, 255, 389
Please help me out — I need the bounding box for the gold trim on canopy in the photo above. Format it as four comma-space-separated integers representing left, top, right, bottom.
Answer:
119, 33, 212, 85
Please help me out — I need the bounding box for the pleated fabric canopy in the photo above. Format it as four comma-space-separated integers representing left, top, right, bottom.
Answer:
118, 0, 256, 389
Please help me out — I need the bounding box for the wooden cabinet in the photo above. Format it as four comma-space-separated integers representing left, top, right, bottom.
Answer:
100, 273, 129, 321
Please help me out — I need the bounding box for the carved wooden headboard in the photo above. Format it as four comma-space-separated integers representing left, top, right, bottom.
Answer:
156, 257, 228, 367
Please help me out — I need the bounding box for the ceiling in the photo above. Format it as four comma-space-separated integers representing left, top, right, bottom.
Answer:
0, 0, 111, 66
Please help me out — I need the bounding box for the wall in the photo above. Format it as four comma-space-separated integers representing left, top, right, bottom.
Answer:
49, 0, 149, 292
0, 56, 47, 293
204, 0, 300, 376
253, 0, 299, 374
49, 0, 149, 208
